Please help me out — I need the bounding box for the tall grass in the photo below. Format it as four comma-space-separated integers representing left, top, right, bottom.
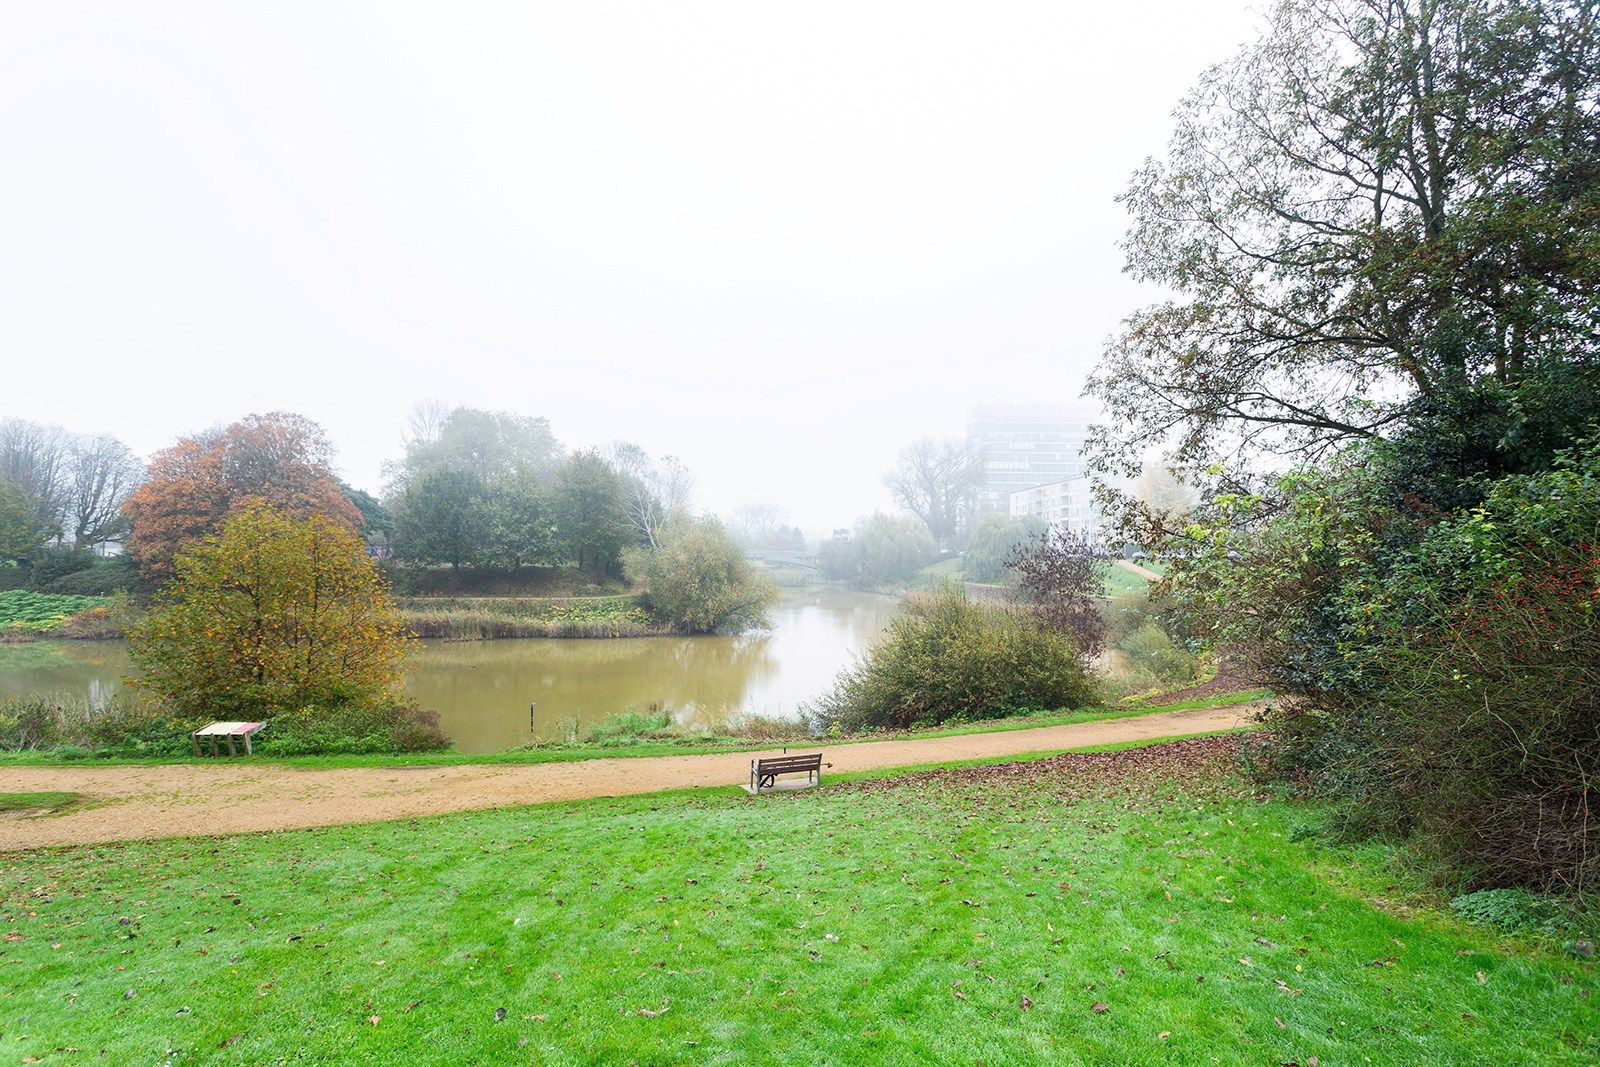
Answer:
399, 594, 672, 639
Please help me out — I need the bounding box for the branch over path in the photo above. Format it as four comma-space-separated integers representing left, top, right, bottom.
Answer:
0, 703, 1258, 849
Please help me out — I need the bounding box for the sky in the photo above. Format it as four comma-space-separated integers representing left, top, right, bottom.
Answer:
1, 1, 1263, 530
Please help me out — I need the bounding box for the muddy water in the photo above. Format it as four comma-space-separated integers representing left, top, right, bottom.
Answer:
0, 587, 899, 753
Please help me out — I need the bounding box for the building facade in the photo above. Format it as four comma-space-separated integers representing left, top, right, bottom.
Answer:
966, 407, 1092, 514
1007, 477, 1100, 541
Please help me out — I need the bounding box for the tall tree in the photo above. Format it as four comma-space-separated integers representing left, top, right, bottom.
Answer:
123, 412, 362, 580
555, 451, 628, 574
1088, 0, 1600, 482
393, 467, 491, 573
386, 405, 562, 495
65, 434, 144, 548
485, 473, 559, 572
884, 437, 979, 547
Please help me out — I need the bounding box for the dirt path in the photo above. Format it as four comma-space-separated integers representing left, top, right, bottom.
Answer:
0, 703, 1259, 850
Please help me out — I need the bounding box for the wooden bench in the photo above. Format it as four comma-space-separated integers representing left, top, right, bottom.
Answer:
191, 721, 266, 756
746, 752, 824, 795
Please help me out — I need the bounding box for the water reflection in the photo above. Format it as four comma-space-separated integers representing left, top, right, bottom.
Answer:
0, 587, 900, 754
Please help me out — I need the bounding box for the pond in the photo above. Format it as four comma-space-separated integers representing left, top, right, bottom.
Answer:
0, 587, 900, 753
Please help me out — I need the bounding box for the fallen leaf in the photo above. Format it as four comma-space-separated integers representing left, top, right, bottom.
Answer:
1019, 995, 1032, 1011
1158, 1030, 1171, 1040
368, 1015, 381, 1027
1091, 1002, 1109, 1013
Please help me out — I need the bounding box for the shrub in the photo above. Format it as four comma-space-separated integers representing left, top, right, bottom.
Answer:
1184, 439, 1600, 892
253, 699, 447, 756
1450, 889, 1568, 936
1005, 526, 1109, 663
1118, 621, 1198, 684
41, 555, 142, 596
0, 590, 108, 632
626, 519, 779, 634
809, 584, 1095, 731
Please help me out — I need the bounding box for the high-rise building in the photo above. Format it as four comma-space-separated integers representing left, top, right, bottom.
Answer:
1008, 477, 1101, 541
966, 406, 1092, 514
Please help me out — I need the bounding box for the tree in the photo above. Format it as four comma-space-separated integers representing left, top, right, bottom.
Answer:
123, 413, 362, 580
340, 482, 395, 547
1005, 527, 1109, 664
823, 514, 936, 588
555, 451, 629, 574
386, 404, 562, 494
0, 476, 48, 561
393, 467, 491, 572
610, 442, 693, 549
128, 503, 410, 719
728, 503, 806, 551
485, 473, 559, 572
964, 513, 1047, 584
626, 518, 780, 633
0, 418, 69, 538
885, 437, 980, 547
65, 434, 143, 548
1088, 0, 1600, 483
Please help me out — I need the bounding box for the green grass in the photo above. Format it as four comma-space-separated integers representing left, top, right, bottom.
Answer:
0, 791, 81, 814
1102, 562, 1152, 598
1, 746, 1592, 1064
0, 691, 1267, 770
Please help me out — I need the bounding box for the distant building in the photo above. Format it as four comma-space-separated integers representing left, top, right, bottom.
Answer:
1008, 477, 1101, 541
966, 406, 1092, 514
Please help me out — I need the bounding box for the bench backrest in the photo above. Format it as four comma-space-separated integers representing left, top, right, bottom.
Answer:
754, 753, 822, 775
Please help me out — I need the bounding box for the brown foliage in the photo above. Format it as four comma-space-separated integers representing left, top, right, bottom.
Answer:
123, 412, 361, 579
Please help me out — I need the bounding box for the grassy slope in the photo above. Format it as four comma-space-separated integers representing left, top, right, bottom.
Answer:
0, 691, 1268, 770
1, 745, 1593, 1065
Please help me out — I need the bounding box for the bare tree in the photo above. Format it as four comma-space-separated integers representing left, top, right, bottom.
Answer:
728, 502, 789, 549
610, 442, 694, 549
884, 437, 979, 548
0, 418, 69, 538
66, 434, 144, 548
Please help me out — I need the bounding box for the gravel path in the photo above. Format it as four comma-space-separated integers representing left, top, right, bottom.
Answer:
0, 703, 1258, 850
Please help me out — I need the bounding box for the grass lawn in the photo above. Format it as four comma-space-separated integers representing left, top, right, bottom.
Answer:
1102, 563, 1152, 598
1, 738, 1592, 1064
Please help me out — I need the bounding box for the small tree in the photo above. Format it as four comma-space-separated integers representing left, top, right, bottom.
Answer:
129, 503, 410, 718
0, 476, 49, 562
1005, 527, 1109, 663
556, 451, 630, 574
627, 518, 780, 634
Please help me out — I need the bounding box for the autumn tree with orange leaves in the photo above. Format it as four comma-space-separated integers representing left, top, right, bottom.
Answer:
128, 502, 410, 719
122, 412, 362, 580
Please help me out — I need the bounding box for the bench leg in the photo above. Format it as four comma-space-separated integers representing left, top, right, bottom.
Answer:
244, 733, 253, 756
227, 735, 237, 757
191, 734, 200, 757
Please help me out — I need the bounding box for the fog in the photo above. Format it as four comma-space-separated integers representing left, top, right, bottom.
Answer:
2, 1, 1259, 527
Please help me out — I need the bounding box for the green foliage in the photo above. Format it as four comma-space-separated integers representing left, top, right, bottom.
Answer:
394, 467, 491, 572
1182, 438, 1600, 891
483, 474, 559, 572
555, 451, 630, 574
962, 513, 1045, 583
1450, 888, 1570, 937
254, 699, 446, 755
0, 590, 108, 632
820, 514, 936, 589
39, 554, 142, 596
626, 519, 780, 634
1118, 622, 1198, 685
341, 480, 395, 544
811, 584, 1095, 731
